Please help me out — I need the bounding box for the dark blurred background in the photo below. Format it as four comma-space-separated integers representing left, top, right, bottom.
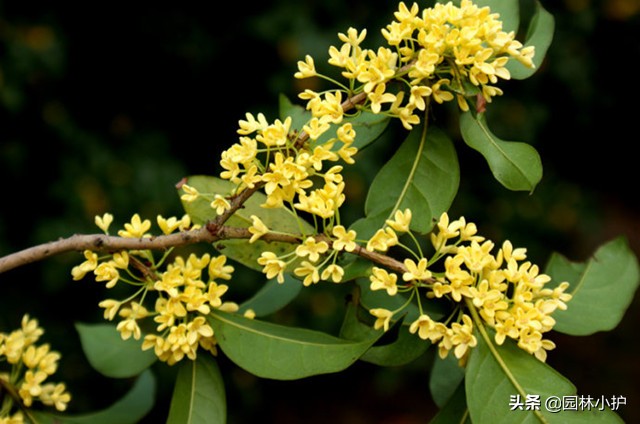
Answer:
1, 0, 639, 422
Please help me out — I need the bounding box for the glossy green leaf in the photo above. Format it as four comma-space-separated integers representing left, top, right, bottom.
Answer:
208, 309, 382, 380
507, 1, 555, 80
239, 273, 303, 317
31, 371, 156, 424
279, 94, 389, 151
429, 354, 466, 408
545, 237, 640, 336
459, 111, 542, 192
339, 302, 429, 367
466, 326, 623, 423
354, 124, 459, 237
166, 355, 226, 424
179, 175, 314, 271
428, 381, 471, 424
75, 322, 157, 378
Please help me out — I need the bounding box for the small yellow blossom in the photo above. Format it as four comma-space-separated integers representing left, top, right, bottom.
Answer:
94, 213, 114, 233
366, 227, 398, 252
248, 215, 270, 243
402, 257, 431, 281
370, 308, 393, 332
71, 250, 98, 280
294, 261, 321, 286
369, 267, 399, 296
257, 251, 287, 283
211, 195, 231, 216
332, 225, 357, 252
385, 208, 412, 233
118, 214, 151, 238
295, 237, 329, 262
294, 54, 317, 79
321, 264, 344, 283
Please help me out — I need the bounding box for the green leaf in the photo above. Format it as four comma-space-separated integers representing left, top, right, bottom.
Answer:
239, 273, 303, 317
459, 111, 542, 192
466, 326, 623, 423
75, 322, 157, 378
545, 237, 640, 336
339, 302, 429, 367
429, 354, 466, 408
208, 309, 382, 380
179, 175, 314, 272
428, 381, 471, 424
507, 1, 555, 80
166, 354, 226, 424
354, 124, 459, 237
31, 371, 156, 424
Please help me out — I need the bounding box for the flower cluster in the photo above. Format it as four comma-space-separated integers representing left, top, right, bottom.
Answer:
368, 213, 571, 363
0, 315, 71, 422
296, 0, 535, 128
72, 213, 241, 365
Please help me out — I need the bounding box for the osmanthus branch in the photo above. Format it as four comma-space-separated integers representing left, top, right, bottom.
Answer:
0, 90, 386, 276
0, 224, 411, 277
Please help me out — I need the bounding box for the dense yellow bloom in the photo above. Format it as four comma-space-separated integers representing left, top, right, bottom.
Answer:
0, 315, 71, 416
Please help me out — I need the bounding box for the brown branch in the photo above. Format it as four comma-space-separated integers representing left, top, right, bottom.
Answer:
0, 226, 301, 275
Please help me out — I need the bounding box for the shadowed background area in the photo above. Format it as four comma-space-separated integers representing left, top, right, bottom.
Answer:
1, 0, 639, 422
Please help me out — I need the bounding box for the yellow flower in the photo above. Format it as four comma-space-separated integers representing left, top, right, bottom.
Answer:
367, 83, 396, 114
402, 257, 431, 281
366, 227, 398, 252
157, 215, 182, 235
40, 382, 71, 411
294, 54, 317, 79
98, 299, 121, 321
295, 237, 329, 262
94, 213, 113, 233
94, 262, 120, 289
116, 317, 142, 341
207, 282, 229, 308
385, 208, 412, 233
450, 315, 477, 360
210, 195, 231, 216
369, 267, 399, 296
117, 213, 151, 238
321, 264, 344, 283
248, 215, 270, 243
257, 251, 287, 283
237, 112, 268, 135
337, 122, 356, 144
370, 308, 393, 332
71, 250, 98, 280
209, 255, 234, 281
294, 261, 320, 286
332, 225, 357, 252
